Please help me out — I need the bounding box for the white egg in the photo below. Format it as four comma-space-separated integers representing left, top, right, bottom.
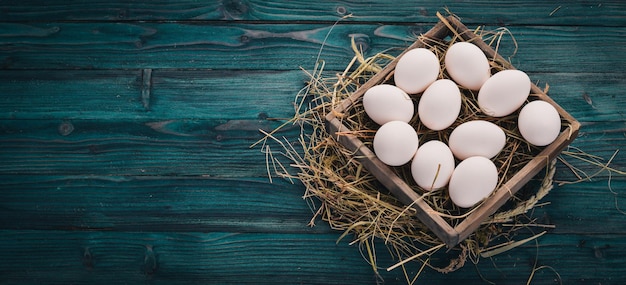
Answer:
448, 156, 499, 208
448, 120, 506, 160
418, 79, 461, 131
394, 48, 440, 94
444, 42, 491, 90
411, 140, 455, 191
477, 69, 531, 117
362, 84, 414, 125
373, 121, 419, 166
518, 100, 562, 146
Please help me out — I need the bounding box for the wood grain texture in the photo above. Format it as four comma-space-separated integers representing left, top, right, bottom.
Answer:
0, 69, 622, 178
0, 23, 624, 71
0, 119, 297, 177
0, 69, 302, 120
0, 70, 623, 121
0, 230, 625, 284
0, 117, 622, 179
0, 0, 624, 27
1, 1, 625, 284
0, 173, 623, 235
0, 230, 389, 284
0, 176, 319, 232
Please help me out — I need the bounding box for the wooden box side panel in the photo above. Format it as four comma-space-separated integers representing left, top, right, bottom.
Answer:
325, 117, 458, 245
448, 17, 581, 241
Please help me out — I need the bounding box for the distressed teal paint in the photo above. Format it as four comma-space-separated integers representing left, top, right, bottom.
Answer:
0, 1, 625, 284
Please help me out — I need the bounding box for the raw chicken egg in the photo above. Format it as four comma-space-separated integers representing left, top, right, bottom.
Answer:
477, 69, 531, 117
373, 121, 419, 166
448, 120, 506, 160
394, 48, 440, 94
448, 156, 499, 208
411, 140, 455, 191
418, 79, 461, 131
363, 84, 414, 125
444, 42, 491, 90
518, 100, 562, 146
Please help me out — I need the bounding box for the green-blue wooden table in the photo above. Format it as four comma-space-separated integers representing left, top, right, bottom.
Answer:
1, 1, 625, 284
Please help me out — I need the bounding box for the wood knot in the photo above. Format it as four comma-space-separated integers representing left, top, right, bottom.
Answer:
593, 244, 611, 259
58, 121, 74, 136
221, 0, 249, 19
257, 112, 269, 120
118, 8, 128, 19
336, 6, 348, 16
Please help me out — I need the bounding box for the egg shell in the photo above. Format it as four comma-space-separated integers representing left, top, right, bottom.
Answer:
394, 48, 440, 94
518, 100, 562, 146
373, 121, 419, 166
363, 84, 414, 125
477, 69, 531, 117
448, 156, 499, 208
418, 79, 462, 131
444, 42, 491, 90
448, 120, 507, 160
411, 140, 455, 191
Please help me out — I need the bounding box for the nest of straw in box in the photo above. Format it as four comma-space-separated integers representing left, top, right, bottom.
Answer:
255, 15, 557, 281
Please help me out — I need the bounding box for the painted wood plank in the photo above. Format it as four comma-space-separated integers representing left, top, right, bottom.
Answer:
0, 70, 623, 177
0, 117, 622, 177
0, 69, 302, 120
0, 22, 382, 70
0, 69, 144, 119
0, 118, 299, 177
0, 172, 623, 235
0, 118, 619, 235
0, 3, 624, 284
0, 0, 623, 27
0, 175, 322, 233
466, 233, 626, 284
0, 230, 389, 284
0, 23, 624, 71
544, 180, 626, 235
0, 123, 622, 235
0, 69, 623, 122
149, 69, 303, 121
0, 230, 625, 284
0, 66, 622, 209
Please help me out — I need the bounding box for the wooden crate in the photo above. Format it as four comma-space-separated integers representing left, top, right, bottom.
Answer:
324, 16, 580, 247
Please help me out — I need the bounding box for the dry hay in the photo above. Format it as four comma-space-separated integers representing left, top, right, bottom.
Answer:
251, 13, 605, 284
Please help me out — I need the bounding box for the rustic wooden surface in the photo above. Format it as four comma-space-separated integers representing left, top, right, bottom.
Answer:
1, 1, 625, 284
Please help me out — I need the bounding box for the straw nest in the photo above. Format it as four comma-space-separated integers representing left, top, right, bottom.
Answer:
255, 14, 563, 282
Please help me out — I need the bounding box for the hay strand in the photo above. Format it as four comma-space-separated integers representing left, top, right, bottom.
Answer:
387, 243, 445, 272
251, 14, 580, 280
479, 231, 546, 258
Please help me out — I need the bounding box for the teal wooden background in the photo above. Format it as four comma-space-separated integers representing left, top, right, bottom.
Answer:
1, 1, 625, 284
